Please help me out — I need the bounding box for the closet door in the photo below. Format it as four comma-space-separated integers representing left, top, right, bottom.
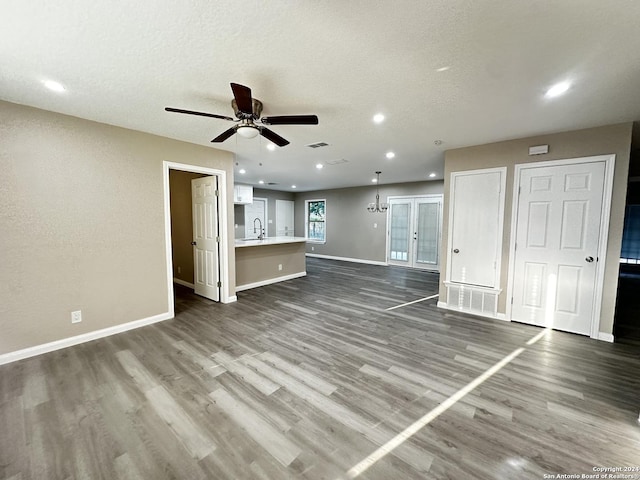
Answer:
449, 170, 504, 288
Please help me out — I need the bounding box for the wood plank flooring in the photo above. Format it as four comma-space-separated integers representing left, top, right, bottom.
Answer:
1, 257, 640, 479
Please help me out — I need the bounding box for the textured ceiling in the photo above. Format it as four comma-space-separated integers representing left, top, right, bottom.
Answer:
2, 0, 640, 191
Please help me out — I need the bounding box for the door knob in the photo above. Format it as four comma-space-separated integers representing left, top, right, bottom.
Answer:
453, 248, 460, 254
585, 256, 594, 263
191, 241, 197, 246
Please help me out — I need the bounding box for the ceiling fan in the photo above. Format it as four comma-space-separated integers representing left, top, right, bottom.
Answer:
165, 83, 318, 147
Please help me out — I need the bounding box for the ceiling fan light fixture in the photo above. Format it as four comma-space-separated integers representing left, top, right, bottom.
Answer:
237, 124, 260, 139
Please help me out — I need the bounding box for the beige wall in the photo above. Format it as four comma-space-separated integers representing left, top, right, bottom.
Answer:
440, 123, 633, 335
0, 101, 235, 355
169, 170, 207, 285
235, 242, 306, 288
294, 181, 444, 263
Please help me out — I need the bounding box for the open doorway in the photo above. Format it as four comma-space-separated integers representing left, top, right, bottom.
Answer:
169, 169, 207, 289
163, 162, 235, 319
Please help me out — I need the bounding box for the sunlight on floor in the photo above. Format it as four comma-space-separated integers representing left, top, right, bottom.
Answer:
343, 328, 552, 479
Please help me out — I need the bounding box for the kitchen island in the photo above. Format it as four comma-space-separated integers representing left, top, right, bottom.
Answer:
235, 236, 307, 291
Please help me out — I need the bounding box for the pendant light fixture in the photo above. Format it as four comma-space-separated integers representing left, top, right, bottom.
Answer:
367, 171, 388, 213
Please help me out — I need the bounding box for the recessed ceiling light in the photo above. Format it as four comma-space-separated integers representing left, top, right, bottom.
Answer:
545, 81, 571, 98
266, 144, 276, 151
43, 80, 65, 92
436, 66, 450, 72
429, 172, 437, 178
239, 169, 246, 174
386, 151, 395, 159
291, 185, 297, 189
372, 178, 378, 183
373, 113, 385, 124
316, 163, 323, 169
258, 180, 265, 184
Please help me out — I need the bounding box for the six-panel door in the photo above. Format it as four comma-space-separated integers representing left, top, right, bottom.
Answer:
511, 161, 605, 335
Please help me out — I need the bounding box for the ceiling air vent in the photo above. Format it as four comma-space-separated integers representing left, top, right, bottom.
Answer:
267, 182, 279, 186
325, 158, 348, 165
306, 142, 329, 149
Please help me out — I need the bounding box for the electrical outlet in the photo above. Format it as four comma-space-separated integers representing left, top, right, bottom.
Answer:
177, 266, 181, 274
311, 246, 314, 251
71, 310, 82, 324
278, 264, 283, 271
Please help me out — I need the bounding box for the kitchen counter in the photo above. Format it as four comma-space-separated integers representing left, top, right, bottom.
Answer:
235, 237, 307, 291
234, 236, 307, 248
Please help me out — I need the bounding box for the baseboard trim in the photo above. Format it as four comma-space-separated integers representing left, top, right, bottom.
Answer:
598, 332, 614, 343
437, 301, 507, 321
438, 302, 616, 342
173, 278, 195, 289
0, 311, 174, 366
306, 253, 388, 266
236, 272, 307, 292
223, 295, 238, 304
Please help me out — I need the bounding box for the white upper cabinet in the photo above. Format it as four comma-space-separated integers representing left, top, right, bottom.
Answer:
234, 184, 253, 204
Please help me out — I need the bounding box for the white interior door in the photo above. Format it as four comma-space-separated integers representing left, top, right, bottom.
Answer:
192, 176, 220, 301
244, 198, 267, 239
276, 199, 294, 237
511, 161, 605, 335
449, 171, 503, 287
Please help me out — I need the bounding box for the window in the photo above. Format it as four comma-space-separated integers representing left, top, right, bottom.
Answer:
305, 199, 326, 243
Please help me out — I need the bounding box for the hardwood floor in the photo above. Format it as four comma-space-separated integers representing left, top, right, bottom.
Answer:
1, 258, 639, 479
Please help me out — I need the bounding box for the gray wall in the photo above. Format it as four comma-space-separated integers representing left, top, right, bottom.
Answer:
0, 100, 235, 355
441, 122, 633, 336
294, 181, 444, 263
234, 188, 295, 239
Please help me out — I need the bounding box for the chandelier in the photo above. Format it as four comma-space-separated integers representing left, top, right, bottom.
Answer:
367, 171, 389, 213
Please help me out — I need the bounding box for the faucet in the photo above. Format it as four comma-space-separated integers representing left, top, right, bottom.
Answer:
253, 217, 264, 240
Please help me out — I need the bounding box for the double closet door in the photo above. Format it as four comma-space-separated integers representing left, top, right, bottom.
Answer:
387, 196, 443, 270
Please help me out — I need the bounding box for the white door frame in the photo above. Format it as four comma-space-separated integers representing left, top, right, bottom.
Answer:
505, 154, 616, 339
163, 161, 235, 320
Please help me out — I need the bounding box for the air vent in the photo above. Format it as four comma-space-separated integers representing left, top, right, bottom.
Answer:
267, 182, 278, 185
306, 142, 329, 149
325, 158, 348, 165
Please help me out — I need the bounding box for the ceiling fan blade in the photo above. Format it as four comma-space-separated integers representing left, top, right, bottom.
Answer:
230, 83, 253, 115
165, 107, 235, 122
211, 127, 237, 143
261, 115, 319, 125
260, 127, 289, 147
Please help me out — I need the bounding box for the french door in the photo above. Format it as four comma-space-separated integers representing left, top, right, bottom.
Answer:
387, 196, 442, 270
